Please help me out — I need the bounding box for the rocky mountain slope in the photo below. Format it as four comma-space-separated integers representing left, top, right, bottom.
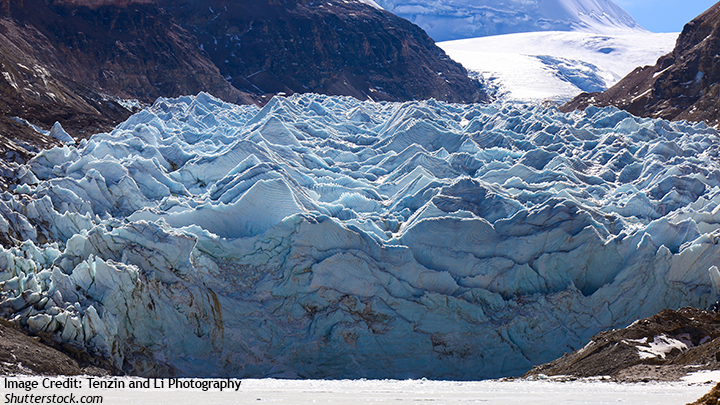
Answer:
691, 383, 720, 405
0, 318, 110, 376
0, 0, 256, 175
0, 0, 485, 170
157, 0, 484, 104
525, 307, 720, 382
561, 3, 720, 126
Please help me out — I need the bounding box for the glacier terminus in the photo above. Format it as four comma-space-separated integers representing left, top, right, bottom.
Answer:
0, 93, 719, 379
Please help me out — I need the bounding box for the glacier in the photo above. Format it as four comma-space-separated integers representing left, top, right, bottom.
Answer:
372, 0, 642, 42
1, 92, 720, 379
438, 30, 678, 103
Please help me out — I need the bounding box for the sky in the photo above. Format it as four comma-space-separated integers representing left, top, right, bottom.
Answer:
614, 0, 719, 32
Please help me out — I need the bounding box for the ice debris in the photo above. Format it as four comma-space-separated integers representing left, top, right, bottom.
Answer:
49, 122, 75, 144
1, 92, 720, 379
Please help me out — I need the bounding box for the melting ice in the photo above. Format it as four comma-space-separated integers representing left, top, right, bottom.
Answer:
1, 93, 720, 379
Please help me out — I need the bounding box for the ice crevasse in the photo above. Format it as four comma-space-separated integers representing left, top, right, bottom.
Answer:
1, 92, 720, 379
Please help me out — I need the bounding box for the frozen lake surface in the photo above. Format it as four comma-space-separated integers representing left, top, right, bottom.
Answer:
5, 377, 712, 404
199, 379, 711, 404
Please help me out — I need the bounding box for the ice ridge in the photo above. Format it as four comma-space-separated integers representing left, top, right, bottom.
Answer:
1, 92, 720, 379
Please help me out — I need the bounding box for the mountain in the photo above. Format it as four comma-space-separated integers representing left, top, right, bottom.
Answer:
372, 0, 643, 42
156, 0, 486, 104
0, 0, 257, 175
562, 3, 720, 126
1, 93, 717, 378
374, 0, 668, 104
0, 0, 485, 173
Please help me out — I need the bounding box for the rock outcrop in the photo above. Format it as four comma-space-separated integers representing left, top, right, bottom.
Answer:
525, 307, 720, 382
561, 3, 720, 126
691, 383, 720, 405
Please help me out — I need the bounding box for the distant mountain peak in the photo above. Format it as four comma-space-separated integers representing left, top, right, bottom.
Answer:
373, 0, 644, 42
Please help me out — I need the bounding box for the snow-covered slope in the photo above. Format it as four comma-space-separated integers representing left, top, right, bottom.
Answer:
1, 93, 719, 379
373, 0, 643, 42
439, 31, 678, 103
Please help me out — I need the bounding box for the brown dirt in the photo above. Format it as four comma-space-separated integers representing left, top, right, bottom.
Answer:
690, 383, 720, 405
0, 318, 110, 376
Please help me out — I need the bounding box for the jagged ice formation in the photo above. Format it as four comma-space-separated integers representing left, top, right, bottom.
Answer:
0, 93, 720, 379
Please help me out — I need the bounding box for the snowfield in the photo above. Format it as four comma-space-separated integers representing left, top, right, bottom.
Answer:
439, 30, 678, 103
3, 377, 713, 405
1, 93, 720, 379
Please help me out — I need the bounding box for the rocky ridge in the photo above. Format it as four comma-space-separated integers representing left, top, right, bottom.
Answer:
561, 3, 720, 126
691, 383, 720, 405
525, 307, 720, 382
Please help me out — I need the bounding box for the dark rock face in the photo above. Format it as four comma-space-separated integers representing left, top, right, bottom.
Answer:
0, 317, 112, 376
562, 3, 720, 126
158, 0, 486, 104
0, 0, 255, 132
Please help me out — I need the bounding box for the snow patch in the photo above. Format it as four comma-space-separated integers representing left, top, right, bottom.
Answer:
356, 0, 382, 10
632, 335, 689, 360
683, 370, 720, 383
